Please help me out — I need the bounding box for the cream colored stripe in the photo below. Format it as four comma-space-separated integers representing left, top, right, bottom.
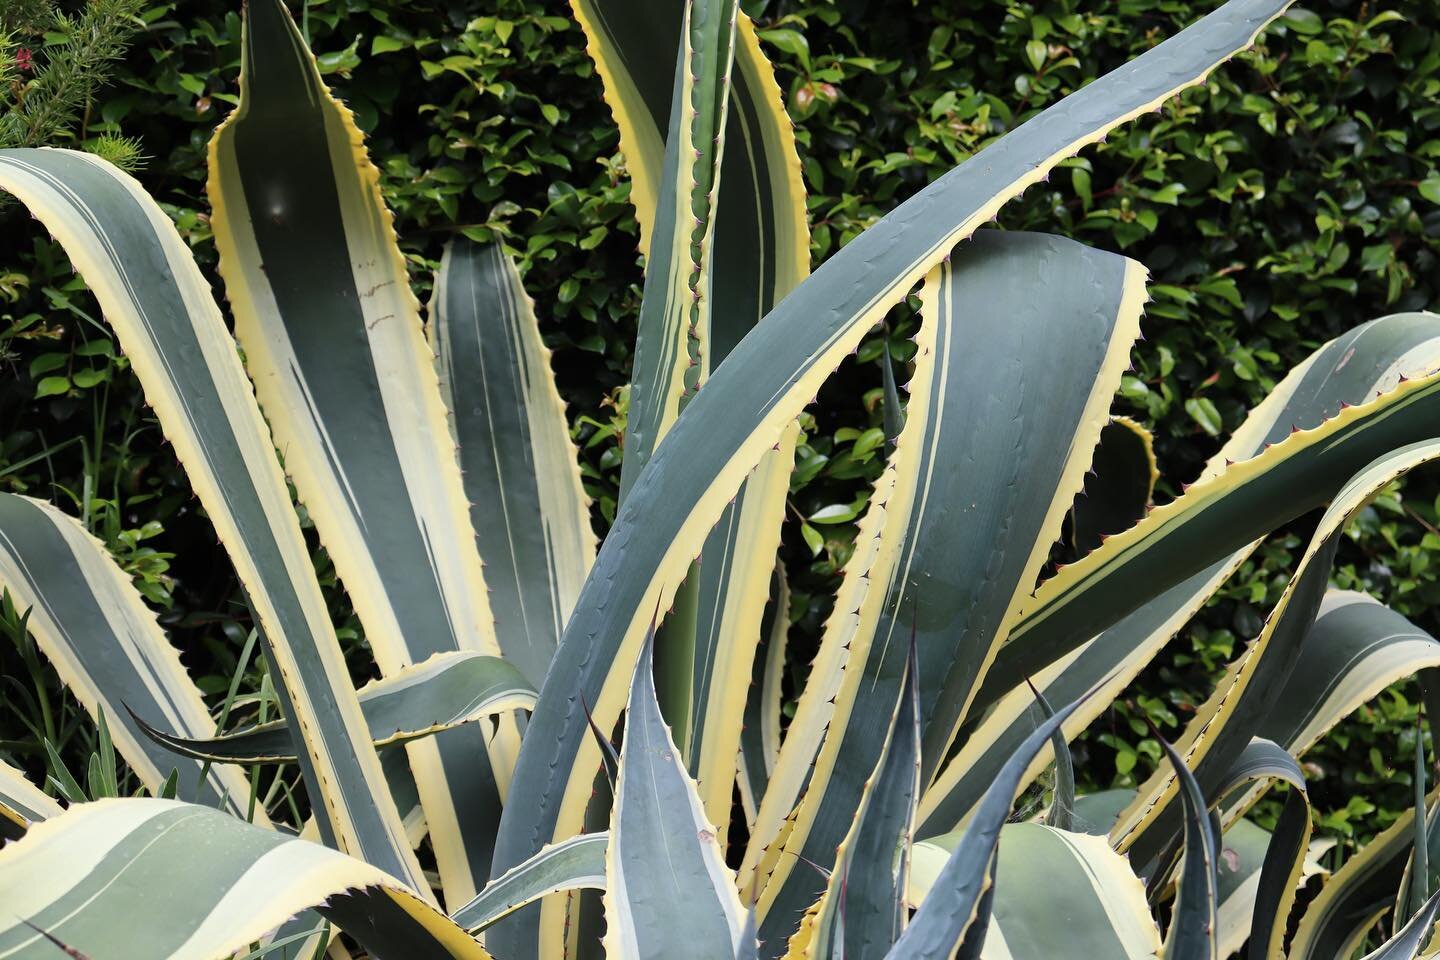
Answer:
1113, 438, 1440, 850
568, 0, 665, 254
0, 800, 172, 933
502, 262, 597, 630
1055, 831, 1160, 957
0, 498, 254, 816
0, 151, 419, 887
694, 425, 797, 833
747, 260, 946, 909
0, 759, 61, 822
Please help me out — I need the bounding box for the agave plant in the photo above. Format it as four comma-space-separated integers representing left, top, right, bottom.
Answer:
3, 0, 1440, 957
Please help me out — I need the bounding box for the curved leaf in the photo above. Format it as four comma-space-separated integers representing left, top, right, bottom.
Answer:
750, 231, 1146, 943
0, 147, 419, 889
493, 1, 1296, 941
136, 651, 535, 764
909, 823, 1160, 960
0, 798, 491, 959
0, 493, 256, 818
1291, 789, 1440, 960
925, 312, 1440, 839
208, 0, 507, 903
1113, 439, 1440, 867
1159, 736, 1219, 960
451, 833, 607, 934
1071, 416, 1157, 555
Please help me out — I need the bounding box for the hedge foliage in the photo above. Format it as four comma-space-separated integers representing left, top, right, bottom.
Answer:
1, 0, 1438, 850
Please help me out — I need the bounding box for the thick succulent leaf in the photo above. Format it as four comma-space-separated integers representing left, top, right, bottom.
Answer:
430, 239, 596, 690
570, 0, 809, 853
207, 0, 507, 903
620, 0, 741, 495
908, 823, 1160, 960
571, 0, 808, 290
492, 2, 1295, 943
682, 420, 797, 832
927, 312, 1440, 838
885, 695, 1083, 958
1206, 741, 1310, 960
1160, 736, 1220, 960
0, 493, 256, 818
737, 565, 790, 830
604, 638, 746, 959
1291, 790, 1440, 960
1073, 789, 1138, 836
0, 148, 421, 890
803, 654, 921, 959
1263, 591, 1440, 763
1361, 889, 1440, 960
0, 798, 490, 959
450, 833, 607, 933
1113, 439, 1440, 867
1071, 416, 1157, 555
570, 0, 809, 802
0, 759, 61, 837
136, 651, 535, 764
750, 232, 1146, 945
993, 338, 1440, 704
1214, 819, 1277, 957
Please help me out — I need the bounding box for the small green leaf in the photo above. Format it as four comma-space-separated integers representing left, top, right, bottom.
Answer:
34, 376, 71, 399
1419, 178, 1440, 205
370, 35, 407, 55
800, 523, 824, 557
757, 28, 809, 69
28, 353, 66, 377
809, 503, 857, 524
1185, 397, 1223, 437
1281, 8, 1324, 34
1025, 39, 1048, 71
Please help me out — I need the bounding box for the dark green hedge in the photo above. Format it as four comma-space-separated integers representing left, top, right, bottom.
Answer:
1, 0, 1438, 848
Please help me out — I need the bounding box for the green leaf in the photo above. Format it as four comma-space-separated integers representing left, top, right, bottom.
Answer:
1184, 397, 1222, 436
33, 376, 70, 398
1281, 8, 1324, 34
1024, 39, 1048, 71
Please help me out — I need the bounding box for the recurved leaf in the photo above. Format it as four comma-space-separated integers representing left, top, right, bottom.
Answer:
0, 798, 491, 959
135, 651, 535, 764
0, 147, 419, 889
0, 493, 256, 818
494, 5, 1297, 948
451, 833, 607, 934
908, 823, 1160, 960
208, 0, 505, 903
